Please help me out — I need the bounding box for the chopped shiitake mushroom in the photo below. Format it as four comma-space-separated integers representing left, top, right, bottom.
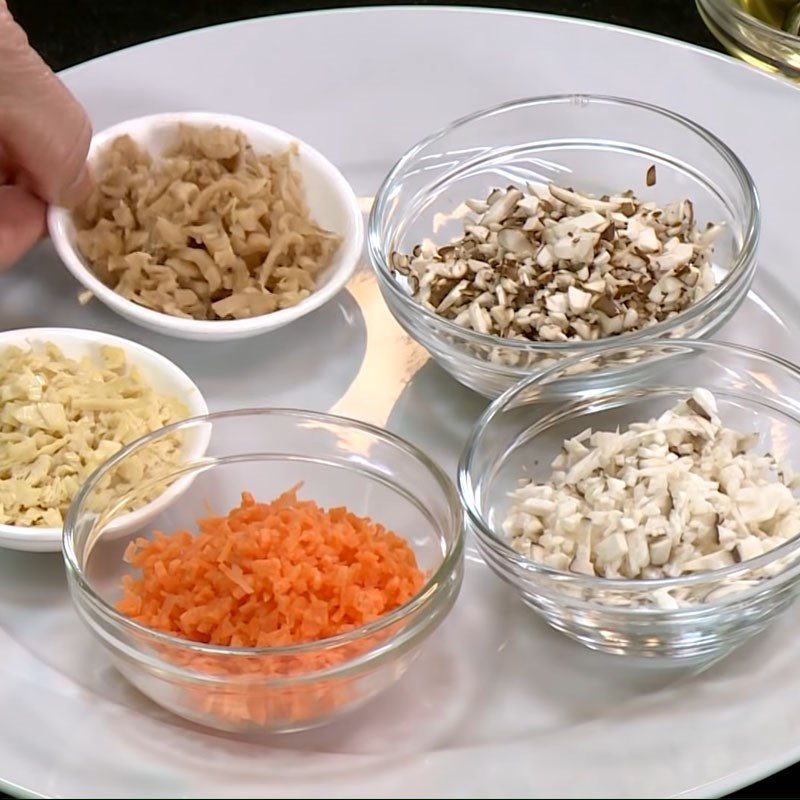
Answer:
392, 180, 722, 342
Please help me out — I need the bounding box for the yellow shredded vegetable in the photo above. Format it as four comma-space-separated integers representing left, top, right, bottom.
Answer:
0, 342, 188, 528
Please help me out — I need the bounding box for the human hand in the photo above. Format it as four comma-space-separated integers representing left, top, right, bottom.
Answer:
0, 0, 91, 269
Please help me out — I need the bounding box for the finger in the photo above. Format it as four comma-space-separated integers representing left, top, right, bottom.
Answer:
0, 184, 46, 269
0, 3, 92, 208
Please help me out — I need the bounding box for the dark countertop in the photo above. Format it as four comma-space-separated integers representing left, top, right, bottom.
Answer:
2, 2, 792, 798
11, 0, 723, 70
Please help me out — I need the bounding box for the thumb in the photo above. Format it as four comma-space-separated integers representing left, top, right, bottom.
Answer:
0, 2, 92, 208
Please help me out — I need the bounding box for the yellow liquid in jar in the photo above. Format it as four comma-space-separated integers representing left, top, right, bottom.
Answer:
700, 0, 800, 78
735, 0, 794, 28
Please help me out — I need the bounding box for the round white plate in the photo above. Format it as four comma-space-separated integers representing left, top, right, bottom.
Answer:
1, 7, 799, 798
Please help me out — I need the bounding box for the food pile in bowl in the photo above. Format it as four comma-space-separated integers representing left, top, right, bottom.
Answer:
391, 179, 720, 343
117, 487, 425, 646
0, 342, 186, 528
3, 92, 796, 734
504, 387, 800, 586
74, 125, 341, 321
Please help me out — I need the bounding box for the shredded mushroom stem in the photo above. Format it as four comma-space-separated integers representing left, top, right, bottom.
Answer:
503, 389, 800, 607
74, 126, 341, 320
0, 343, 189, 528
392, 181, 722, 342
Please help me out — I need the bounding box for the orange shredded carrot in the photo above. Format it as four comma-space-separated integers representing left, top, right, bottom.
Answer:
117, 487, 424, 648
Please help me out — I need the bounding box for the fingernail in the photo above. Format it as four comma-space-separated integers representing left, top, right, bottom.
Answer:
58, 163, 92, 208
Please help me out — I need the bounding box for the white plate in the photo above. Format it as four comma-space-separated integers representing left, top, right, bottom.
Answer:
1, 7, 799, 798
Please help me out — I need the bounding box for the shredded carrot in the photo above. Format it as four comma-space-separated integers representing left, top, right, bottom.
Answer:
116, 488, 426, 728
117, 487, 425, 648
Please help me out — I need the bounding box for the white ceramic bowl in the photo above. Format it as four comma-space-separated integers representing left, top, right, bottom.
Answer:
47, 112, 364, 341
0, 327, 209, 552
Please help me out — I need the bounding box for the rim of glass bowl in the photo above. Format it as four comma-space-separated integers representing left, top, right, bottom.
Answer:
63, 407, 464, 658
458, 339, 800, 598
368, 94, 760, 354
698, 0, 800, 51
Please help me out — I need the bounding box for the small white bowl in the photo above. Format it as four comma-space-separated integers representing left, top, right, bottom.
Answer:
47, 112, 364, 341
0, 327, 209, 552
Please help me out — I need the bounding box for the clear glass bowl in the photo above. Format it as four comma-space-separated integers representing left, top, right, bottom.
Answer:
458, 341, 800, 662
368, 95, 760, 398
63, 409, 464, 733
697, 0, 800, 79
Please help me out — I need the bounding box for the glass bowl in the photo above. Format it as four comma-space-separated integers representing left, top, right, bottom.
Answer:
697, 0, 800, 79
63, 409, 464, 733
458, 341, 800, 662
368, 95, 760, 398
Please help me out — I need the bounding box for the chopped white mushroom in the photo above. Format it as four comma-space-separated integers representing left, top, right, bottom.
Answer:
735, 537, 764, 562
683, 550, 735, 572
595, 532, 629, 563
502, 390, 800, 607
